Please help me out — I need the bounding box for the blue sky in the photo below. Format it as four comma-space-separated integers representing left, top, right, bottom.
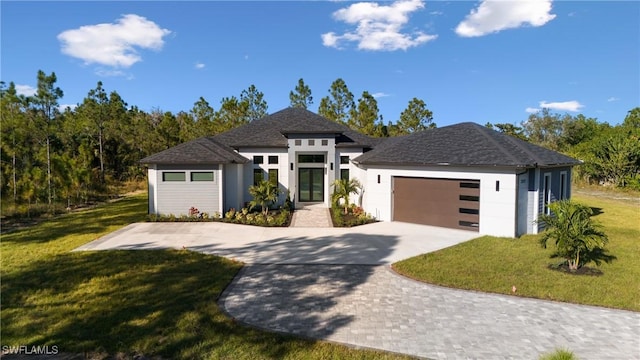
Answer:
2, 1, 638, 127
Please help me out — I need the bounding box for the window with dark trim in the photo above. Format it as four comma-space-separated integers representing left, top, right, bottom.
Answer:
268, 156, 279, 164
459, 208, 479, 215
253, 155, 264, 164
253, 169, 264, 186
308, 139, 315, 146
163, 172, 185, 181
298, 154, 325, 163
295, 140, 301, 146
340, 169, 350, 180
460, 181, 480, 189
191, 172, 214, 181
543, 173, 551, 215
560, 172, 567, 200
321, 139, 328, 146
268, 169, 278, 185
459, 195, 480, 202
340, 156, 350, 164
459, 220, 479, 228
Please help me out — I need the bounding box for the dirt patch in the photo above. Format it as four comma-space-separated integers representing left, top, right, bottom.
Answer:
574, 188, 640, 205
547, 263, 604, 276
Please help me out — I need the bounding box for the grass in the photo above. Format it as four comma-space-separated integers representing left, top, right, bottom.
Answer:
1, 193, 410, 359
393, 192, 640, 311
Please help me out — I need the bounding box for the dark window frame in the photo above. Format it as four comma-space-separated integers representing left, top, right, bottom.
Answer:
268, 155, 279, 164
162, 172, 186, 182
253, 169, 264, 186
268, 169, 279, 185
190, 171, 214, 181
298, 154, 325, 163
253, 155, 264, 164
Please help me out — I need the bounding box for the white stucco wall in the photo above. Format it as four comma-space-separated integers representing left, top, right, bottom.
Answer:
336, 148, 365, 206
237, 148, 289, 207
148, 165, 157, 214
361, 165, 518, 237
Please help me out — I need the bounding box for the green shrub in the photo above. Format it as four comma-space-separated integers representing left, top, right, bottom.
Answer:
539, 348, 577, 360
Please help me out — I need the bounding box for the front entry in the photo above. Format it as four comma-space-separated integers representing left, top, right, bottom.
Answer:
298, 168, 324, 202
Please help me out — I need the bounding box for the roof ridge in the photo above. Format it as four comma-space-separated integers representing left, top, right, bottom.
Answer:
499, 133, 546, 166
472, 124, 522, 165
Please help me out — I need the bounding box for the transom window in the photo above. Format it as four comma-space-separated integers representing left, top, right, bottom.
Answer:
298, 154, 325, 163
340, 156, 350, 164
191, 172, 214, 181
253, 156, 264, 164
163, 172, 185, 181
268, 156, 279, 164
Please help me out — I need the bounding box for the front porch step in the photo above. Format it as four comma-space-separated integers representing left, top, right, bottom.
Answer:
290, 204, 332, 227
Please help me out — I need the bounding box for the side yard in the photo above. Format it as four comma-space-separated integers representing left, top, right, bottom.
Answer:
393, 193, 640, 311
0, 193, 410, 360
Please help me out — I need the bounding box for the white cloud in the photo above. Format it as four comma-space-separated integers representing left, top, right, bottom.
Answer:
429, 10, 443, 16
455, 0, 556, 37
322, 0, 437, 51
607, 97, 619, 102
95, 68, 126, 77
59, 104, 78, 112
525, 107, 540, 113
539, 100, 584, 112
57, 14, 171, 68
195, 62, 206, 69
371, 92, 391, 98
15, 84, 36, 96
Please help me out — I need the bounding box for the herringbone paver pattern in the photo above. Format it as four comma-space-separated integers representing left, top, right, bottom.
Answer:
220, 265, 640, 360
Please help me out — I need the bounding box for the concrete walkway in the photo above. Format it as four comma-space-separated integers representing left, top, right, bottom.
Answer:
221, 265, 640, 360
290, 203, 332, 227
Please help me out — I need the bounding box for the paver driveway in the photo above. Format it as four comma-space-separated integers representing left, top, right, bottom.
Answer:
77, 222, 640, 359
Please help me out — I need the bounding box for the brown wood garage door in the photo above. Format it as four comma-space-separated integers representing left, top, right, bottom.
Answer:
392, 177, 480, 231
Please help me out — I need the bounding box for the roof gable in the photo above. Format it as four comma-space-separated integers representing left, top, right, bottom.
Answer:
354, 122, 580, 168
213, 107, 375, 148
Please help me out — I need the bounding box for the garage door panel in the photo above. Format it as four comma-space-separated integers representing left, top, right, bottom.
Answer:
393, 177, 480, 231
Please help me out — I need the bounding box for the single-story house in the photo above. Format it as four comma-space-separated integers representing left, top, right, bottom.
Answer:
140, 107, 580, 237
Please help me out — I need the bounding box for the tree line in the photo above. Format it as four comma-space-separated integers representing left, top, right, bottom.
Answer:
486, 107, 640, 189
0, 72, 435, 211
1, 70, 638, 214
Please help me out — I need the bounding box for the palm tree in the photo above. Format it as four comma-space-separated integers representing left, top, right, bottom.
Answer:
538, 200, 610, 270
249, 180, 281, 216
331, 178, 362, 214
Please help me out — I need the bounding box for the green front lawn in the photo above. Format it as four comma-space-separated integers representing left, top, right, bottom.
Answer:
393, 193, 640, 311
1, 194, 410, 359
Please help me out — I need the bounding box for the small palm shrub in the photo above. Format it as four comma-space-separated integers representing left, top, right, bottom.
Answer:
249, 180, 281, 216
538, 200, 612, 271
331, 178, 362, 214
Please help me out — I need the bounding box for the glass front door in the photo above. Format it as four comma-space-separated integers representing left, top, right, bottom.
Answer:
298, 168, 324, 202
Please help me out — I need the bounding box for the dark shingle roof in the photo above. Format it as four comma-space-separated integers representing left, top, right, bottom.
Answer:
354, 122, 580, 168
213, 107, 376, 148
140, 137, 249, 165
